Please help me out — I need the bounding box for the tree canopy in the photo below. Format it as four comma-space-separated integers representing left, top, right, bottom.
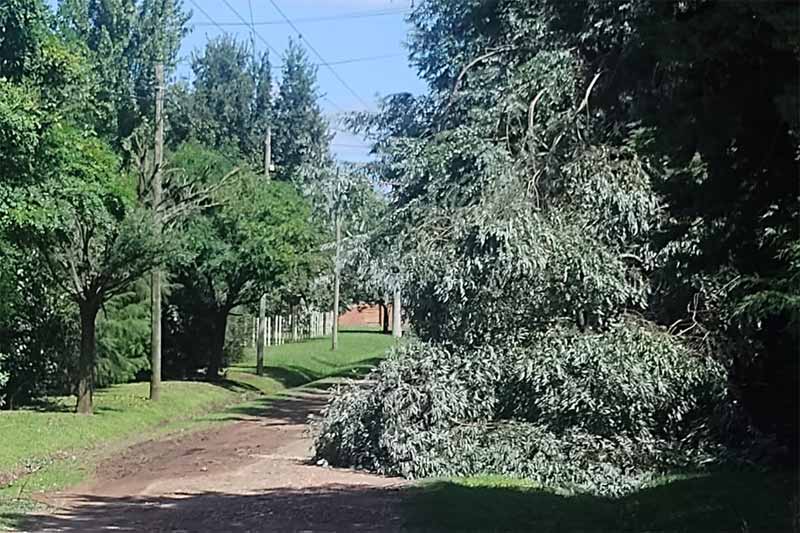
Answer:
0, 2, 331, 412
316, 0, 800, 490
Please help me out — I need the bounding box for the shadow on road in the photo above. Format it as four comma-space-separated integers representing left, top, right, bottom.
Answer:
215, 389, 331, 426
204, 359, 383, 426
7, 470, 795, 532
10, 485, 407, 532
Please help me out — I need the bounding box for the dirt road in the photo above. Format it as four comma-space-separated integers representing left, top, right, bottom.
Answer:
23, 388, 408, 532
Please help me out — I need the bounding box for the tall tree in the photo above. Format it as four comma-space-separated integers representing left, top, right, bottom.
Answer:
0, 0, 86, 409
3, 124, 165, 414
360, 0, 798, 391
55, 0, 190, 144
186, 35, 272, 160
272, 39, 330, 183
1, 0, 176, 413
168, 143, 316, 377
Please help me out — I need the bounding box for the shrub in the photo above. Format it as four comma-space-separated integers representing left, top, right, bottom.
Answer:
95, 287, 151, 388
314, 321, 729, 496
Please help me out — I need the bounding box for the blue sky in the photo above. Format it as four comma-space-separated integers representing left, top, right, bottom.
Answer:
180, 0, 427, 161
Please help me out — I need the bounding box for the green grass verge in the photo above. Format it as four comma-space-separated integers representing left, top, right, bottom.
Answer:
404, 471, 798, 532
0, 329, 394, 530
0, 381, 241, 477
0, 381, 244, 530
227, 329, 395, 392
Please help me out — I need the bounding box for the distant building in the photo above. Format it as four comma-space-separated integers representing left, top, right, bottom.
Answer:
338, 303, 398, 331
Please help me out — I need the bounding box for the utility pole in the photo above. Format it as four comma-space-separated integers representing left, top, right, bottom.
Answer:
392, 286, 402, 339
256, 296, 266, 375
332, 210, 341, 351
256, 126, 271, 376
264, 126, 272, 181
149, 62, 165, 401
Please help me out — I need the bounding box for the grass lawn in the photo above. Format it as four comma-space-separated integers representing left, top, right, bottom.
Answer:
0, 328, 394, 529
227, 328, 395, 393
404, 471, 798, 532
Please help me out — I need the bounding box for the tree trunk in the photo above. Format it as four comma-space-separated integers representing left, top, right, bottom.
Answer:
392, 287, 402, 339
257, 295, 266, 376
77, 301, 100, 414
208, 311, 228, 380
382, 301, 390, 335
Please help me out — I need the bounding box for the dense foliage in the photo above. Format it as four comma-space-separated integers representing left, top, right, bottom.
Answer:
0, 0, 169, 412
315, 0, 799, 492
317, 327, 730, 495
164, 143, 317, 377
0, 0, 330, 411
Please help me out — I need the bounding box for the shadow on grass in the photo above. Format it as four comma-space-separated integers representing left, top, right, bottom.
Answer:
198, 359, 383, 425
403, 470, 798, 532
338, 328, 391, 335
23, 398, 73, 413
212, 389, 332, 425
4, 471, 795, 532
206, 378, 263, 395
231, 356, 383, 390
226, 365, 319, 389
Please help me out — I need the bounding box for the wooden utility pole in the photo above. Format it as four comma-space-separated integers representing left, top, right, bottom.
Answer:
149, 62, 165, 402
332, 212, 341, 351
264, 127, 272, 181
392, 286, 402, 339
256, 126, 271, 376
256, 297, 266, 375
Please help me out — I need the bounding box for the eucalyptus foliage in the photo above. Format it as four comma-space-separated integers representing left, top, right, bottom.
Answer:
316, 0, 797, 490
316, 323, 727, 496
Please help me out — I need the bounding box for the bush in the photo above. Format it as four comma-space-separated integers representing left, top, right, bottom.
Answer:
314, 321, 729, 496
95, 286, 151, 388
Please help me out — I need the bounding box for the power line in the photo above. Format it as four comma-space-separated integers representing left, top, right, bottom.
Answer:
218, 0, 352, 116
189, 0, 282, 58
187, 0, 233, 41
323, 96, 347, 115
265, 0, 372, 110
178, 50, 404, 70
188, 0, 357, 116
267, 53, 404, 71
219, 0, 283, 58
318, 53, 404, 67
194, 7, 409, 27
